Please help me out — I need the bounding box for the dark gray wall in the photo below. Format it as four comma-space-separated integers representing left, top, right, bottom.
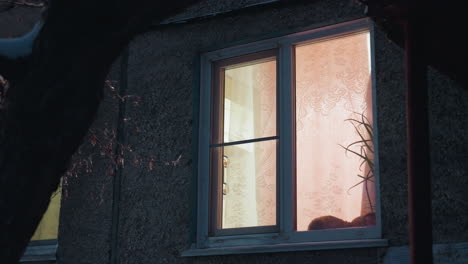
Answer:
54, 0, 468, 263
0, 6, 42, 38
57, 59, 122, 264
163, 0, 279, 23
429, 67, 468, 243
120, 1, 386, 263
123, 1, 382, 263
1, 0, 466, 263
373, 26, 408, 246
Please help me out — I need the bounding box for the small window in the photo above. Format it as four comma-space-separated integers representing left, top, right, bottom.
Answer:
209, 50, 278, 236
31, 186, 61, 241
192, 18, 383, 255
21, 185, 61, 262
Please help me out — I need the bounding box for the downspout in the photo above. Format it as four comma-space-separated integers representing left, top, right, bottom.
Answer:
405, 4, 433, 264
109, 47, 129, 264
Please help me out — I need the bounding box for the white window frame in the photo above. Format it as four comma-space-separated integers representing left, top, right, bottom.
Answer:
187, 18, 386, 256
20, 239, 57, 263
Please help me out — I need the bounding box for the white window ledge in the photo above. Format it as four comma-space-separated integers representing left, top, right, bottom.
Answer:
20, 243, 57, 262
182, 239, 388, 257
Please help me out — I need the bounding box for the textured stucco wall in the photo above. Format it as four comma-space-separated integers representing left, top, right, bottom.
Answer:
374, 20, 468, 247
57, 59, 122, 264
373, 26, 408, 246
2, 0, 467, 262
55, 0, 468, 263
119, 0, 387, 263
429, 67, 468, 243
372, 25, 468, 247
163, 0, 281, 23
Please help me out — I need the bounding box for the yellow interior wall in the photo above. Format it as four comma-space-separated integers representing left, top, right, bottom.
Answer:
31, 185, 61, 240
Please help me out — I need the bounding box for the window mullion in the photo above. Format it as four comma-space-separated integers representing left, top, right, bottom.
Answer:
194, 20, 382, 253
197, 55, 212, 248
278, 42, 294, 236
209, 136, 279, 148
369, 24, 382, 237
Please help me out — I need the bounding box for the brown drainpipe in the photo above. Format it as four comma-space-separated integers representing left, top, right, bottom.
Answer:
405, 3, 433, 264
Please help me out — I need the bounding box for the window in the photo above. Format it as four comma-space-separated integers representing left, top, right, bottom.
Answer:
21, 185, 61, 262
31, 186, 61, 241
189, 18, 385, 256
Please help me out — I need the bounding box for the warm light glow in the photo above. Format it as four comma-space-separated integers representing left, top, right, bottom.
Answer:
295, 31, 375, 231
220, 59, 277, 229
220, 141, 276, 229
223, 60, 277, 143
31, 185, 61, 240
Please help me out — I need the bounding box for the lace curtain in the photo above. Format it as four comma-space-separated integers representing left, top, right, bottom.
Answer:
31, 185, 61, 240
295, 31, 375, 231
218, 31, 375, 231
221, 60, 277, 228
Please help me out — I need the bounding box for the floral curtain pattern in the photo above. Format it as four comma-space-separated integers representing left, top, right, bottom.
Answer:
221, 60, 277, 229
31, 185, 61, 240
295, 31, 375, 231
216, 31, 375, 231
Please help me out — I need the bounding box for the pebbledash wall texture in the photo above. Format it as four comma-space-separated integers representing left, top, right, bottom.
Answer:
58, 0, 468, 264
1, 0, 467, 263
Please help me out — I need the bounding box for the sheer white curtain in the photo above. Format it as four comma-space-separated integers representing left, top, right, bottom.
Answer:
218, 31, 374, 230
222, 60, 277, 229
295, 31, 375, 231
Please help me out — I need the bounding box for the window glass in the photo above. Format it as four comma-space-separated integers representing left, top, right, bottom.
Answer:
212, 140, 277, 229
199, 21, 380, 251
214, 59, 277, 144
31, 185, 61, 240
295, 31, 376, 231
211, 56, 277, 232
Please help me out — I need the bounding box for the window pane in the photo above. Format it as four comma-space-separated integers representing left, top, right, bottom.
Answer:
222, 59, 276, 143
31, 185, 61, 240
212, 140, 277, 229
295, 31, 376, 231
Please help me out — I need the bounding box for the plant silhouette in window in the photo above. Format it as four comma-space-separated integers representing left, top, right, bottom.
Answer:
308, 112, 376, 230
339, 112, 374, 213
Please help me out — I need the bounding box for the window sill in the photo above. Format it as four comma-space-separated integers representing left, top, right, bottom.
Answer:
182, 238, 388, 257
20, 242, 57, 262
